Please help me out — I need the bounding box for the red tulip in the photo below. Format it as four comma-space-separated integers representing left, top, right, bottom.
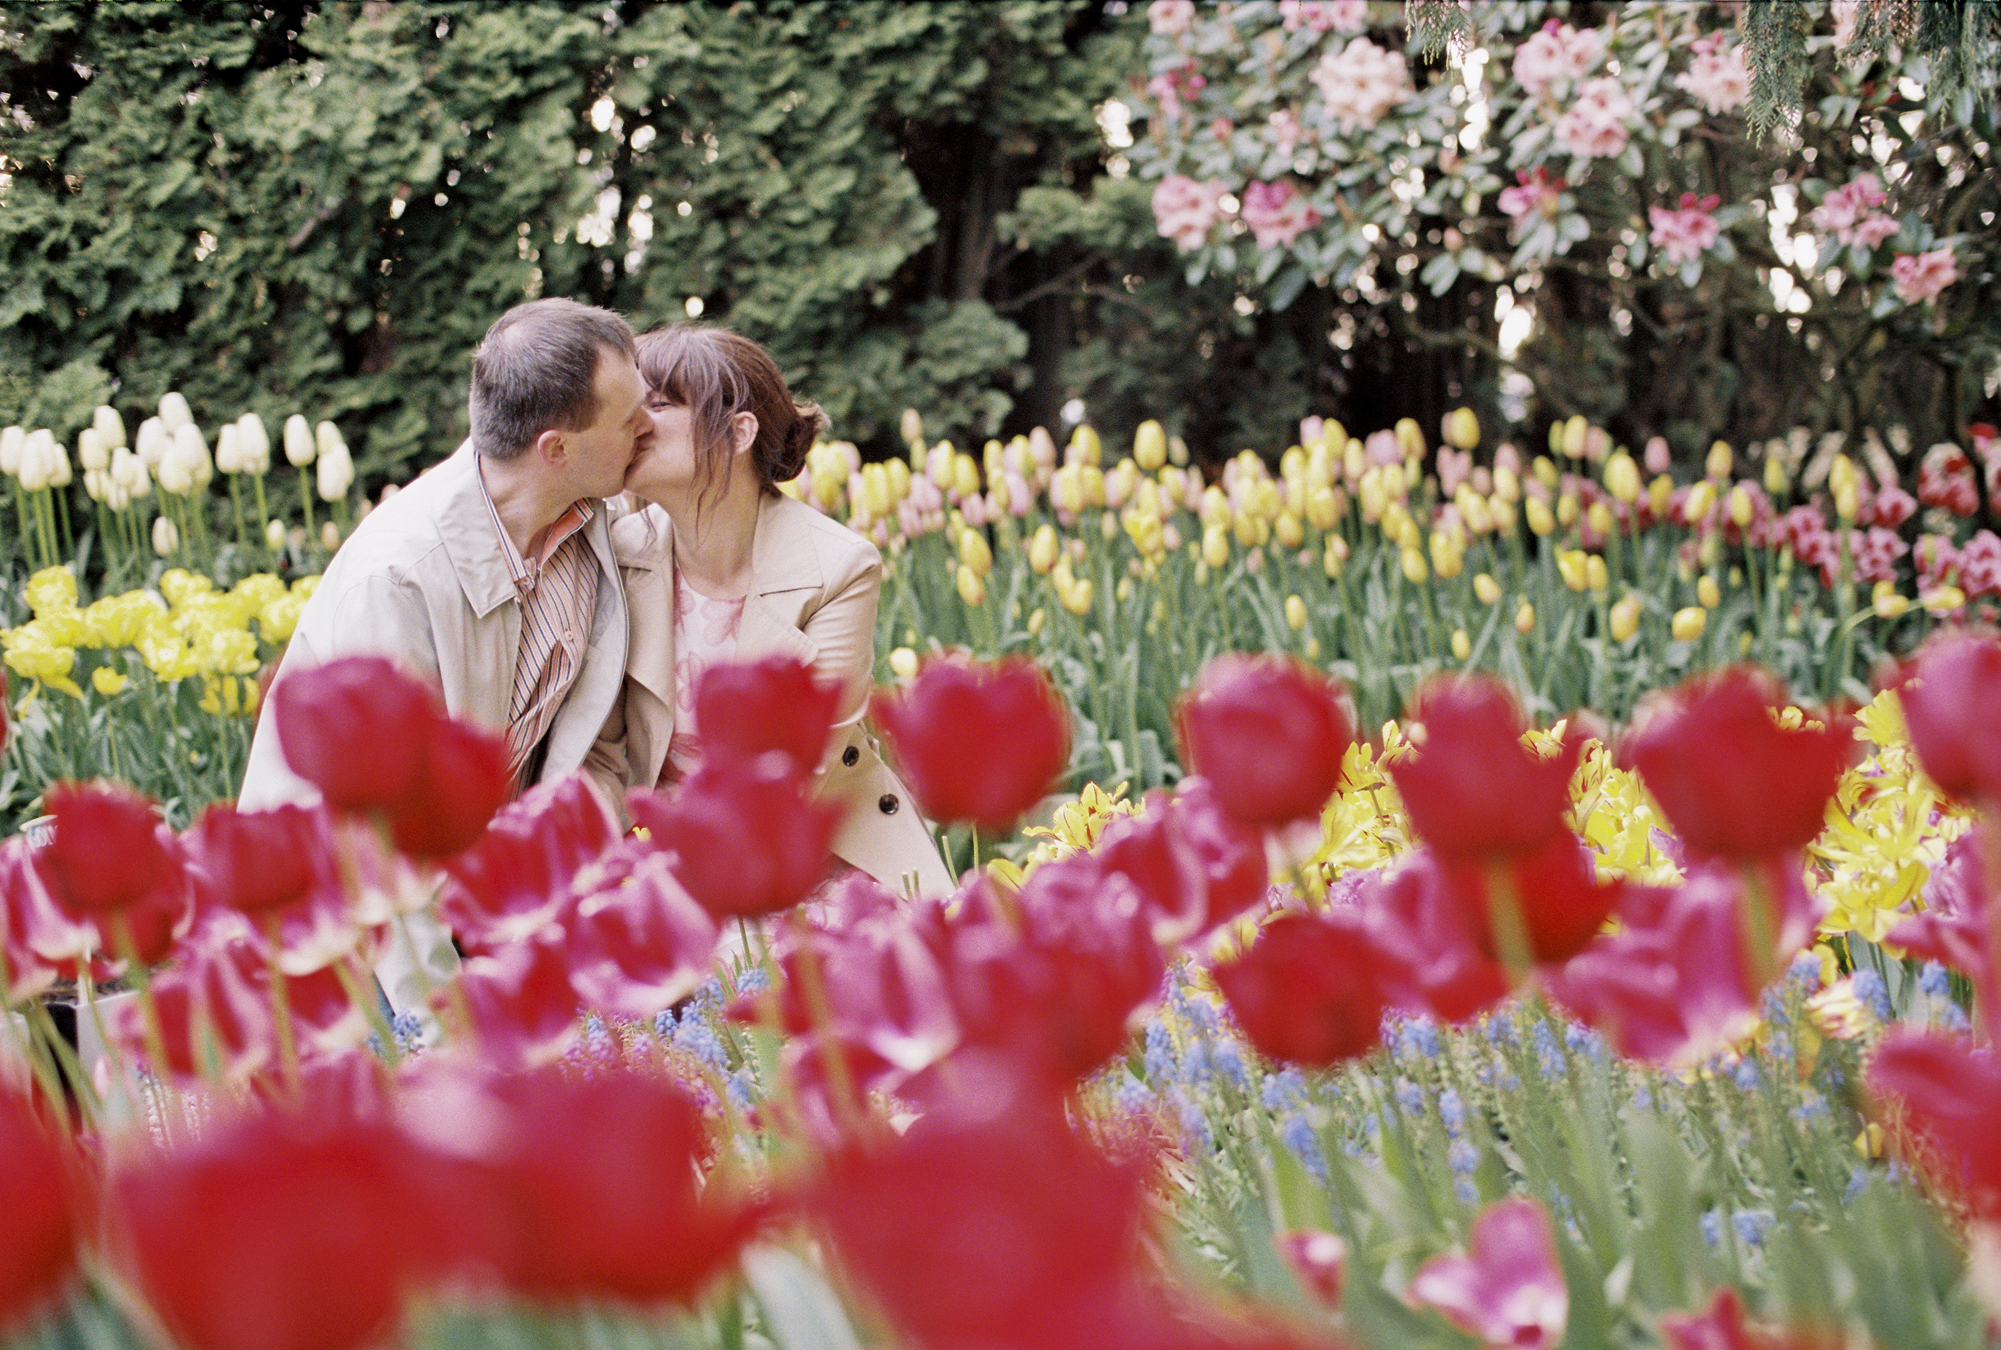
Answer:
1176, 655, 1353, 827
1435, 834, 1622, 968
563, 844, 718, 1020
1096, 777, 1269, 945
1389, 675, 1581, 858
872, 654, 1070, 831
427, 1065, 764, 1306
1407, 1197, 1568, 1349
1867, 1028, 2001, 1221
1358, 860, 1512, 1025
38, 780, 173, 919
694, 655, 841, 777
1215, 908, 1396, 1068
1895, 631, 2001, 803
187, 802, 318, 916
1621, 668, 1850, 861
1660, 1287, 1836, 1350
1274, 1230, 1346, 1309
1, 835, 86, 1002
812, 1106, 1149, 1349
272, 655, 436, 812
436, 932, 582, 1069
110, 1110, 454, 1350
272, 655, 509, 859
629, 755, 839, 921
0, 1086, 79, 1336
1542, 874, 1761, 1067
440, 772, 621, 956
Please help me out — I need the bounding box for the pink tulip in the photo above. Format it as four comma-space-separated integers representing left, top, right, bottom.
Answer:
1408, 1196, 1569, 1348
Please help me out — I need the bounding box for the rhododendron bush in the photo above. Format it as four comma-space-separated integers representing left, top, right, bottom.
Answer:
1131, 0, 1998, 461
6, 630, 2001, 1350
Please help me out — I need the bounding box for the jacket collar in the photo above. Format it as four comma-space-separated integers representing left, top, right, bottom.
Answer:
432, 441, 520, 619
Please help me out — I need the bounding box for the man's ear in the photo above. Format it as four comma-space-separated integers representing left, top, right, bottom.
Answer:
730, 411, 758, 456
532, 426, 568, 469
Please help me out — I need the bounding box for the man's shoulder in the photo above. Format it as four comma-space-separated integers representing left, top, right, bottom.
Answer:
318, 444, 479, 584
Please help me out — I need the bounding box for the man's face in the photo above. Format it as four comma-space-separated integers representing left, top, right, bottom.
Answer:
560, 349, 648, 499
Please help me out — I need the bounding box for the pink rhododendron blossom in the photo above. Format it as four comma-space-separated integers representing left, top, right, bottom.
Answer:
1265, 108, 1302, 158
1152, 174, 1228, 252
1409, 1197, 1569, 1348
1959, 530, 2001, 599
1649, 192, 1723, 266
1554, 77, 1635, 159
1146, 73, 1183, 126
1513, 21, 1607, 96
1498, 167, 1565, 225
1676, 37, 1751, 115
1148, 0, 1195, 36
1851, 213, 1900, 248
1240, 180, 1322, 250
1310, 37, 1413, 134
1892, 247, 1959, 304
1810, 173, 1897, 249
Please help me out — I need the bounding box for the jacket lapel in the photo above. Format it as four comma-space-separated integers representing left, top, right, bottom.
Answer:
431, 440, 522, 620
739, 494, 823, 666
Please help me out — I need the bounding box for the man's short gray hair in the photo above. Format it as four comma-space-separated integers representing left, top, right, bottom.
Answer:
468, 298, 638, 461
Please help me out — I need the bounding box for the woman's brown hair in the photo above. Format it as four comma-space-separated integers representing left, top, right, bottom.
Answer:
632, 324, 821, 508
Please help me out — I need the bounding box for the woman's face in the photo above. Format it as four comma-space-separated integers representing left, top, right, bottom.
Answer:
624, 392, 698, 502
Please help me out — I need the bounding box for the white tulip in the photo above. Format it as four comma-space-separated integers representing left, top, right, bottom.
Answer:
215, 422, 242, 474
283, 414, 316, 466
265, 518, 287, 550
153, 514, 180, 556
236, 413, 270, 473
320, 520, 341, 551
46, 439, 72, 488
83, 467, 109, 502
316, 440, 354, 502
158, 391, 193, 432
78, 426, 109, 472
169, 422, 212, 491
18, 429, 55, 490
111, 445, 152, 499
94, 404, 127, 450
105, 476, 130, 511
314, 420, 345, 459
1, 425, 24, 476
136, 416, 170, 467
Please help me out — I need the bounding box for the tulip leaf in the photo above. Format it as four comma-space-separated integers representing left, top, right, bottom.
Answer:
743, 1246, 864, 1350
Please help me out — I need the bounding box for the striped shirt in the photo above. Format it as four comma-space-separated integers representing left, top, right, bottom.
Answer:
479, 466, 599, 792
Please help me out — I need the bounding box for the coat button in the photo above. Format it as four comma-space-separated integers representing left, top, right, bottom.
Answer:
878, 794, 899, 815
842, 745, 860, 767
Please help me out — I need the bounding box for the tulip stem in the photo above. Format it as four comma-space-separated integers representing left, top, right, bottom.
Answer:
331, 954, 402, 1067
1483, 862, 1535, 988
0, 948, 93, 1135
263, 915, 304, 1106
786, 911, 867, 1140
112, 915, 186, 1138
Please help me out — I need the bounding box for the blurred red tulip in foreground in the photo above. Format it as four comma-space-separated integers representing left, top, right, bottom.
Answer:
694, 654, 840, 777
873, 654, 1070, 831
0, 1086, 79, 1338
1177, 655, 1353, 828
1407, 1196, 1568, 1350
1895, 630, 2001, 804
1390, 674, 1580, 859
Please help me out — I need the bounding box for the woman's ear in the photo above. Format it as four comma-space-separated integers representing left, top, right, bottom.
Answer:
730, 410, 758, 456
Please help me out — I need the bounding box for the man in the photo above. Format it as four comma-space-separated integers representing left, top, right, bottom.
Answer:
238, 297, 649, 1019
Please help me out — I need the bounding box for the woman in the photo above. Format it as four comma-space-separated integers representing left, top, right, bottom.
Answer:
596, 324, 952, 897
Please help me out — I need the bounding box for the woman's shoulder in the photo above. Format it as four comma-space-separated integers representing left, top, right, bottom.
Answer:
609, 498, 672, 566
761, 492, 881, 573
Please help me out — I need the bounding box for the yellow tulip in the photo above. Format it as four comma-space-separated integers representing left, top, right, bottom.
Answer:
1560, 415, 1588, 460
1492, 466, 1521, 503
1305, 484, 1341, 531
1394, 417, 1425, 460
1728, 485, 1754, 529
1671, 606, 1707, 641
1101, 510, 1121, 541
889, 646, 920, 679
952, 454, 982, 500
1459, 491, 1494, 535
1323, 534, 1347, 579
1400, 546, 1428, 585
1603, 452, 1641, 504
1684, 480, 1716, 524
886, 457, 912, 500
1026, 606, 1046, 636
1069, 423, 1101, 467
1450, 628, 1472, 661
1489, 496, 1518, 534
1648, 474, 1674, 518
1134, 419, 1167, 471
1515, 600, 1536, 634
1587, 555, 1609, 593
1586, 501, 1614, 539
1028, 523, 1060, 574
1922, 585, 1966, 615
1556, 493, 1579, 529
1763, 455, 1790, 497
1429, 531, 1463, 579
1706, 439, 1734, 480
1202, 524, 1231, 570
1233, 510, 1265, 549
958, 527, 993, 577
1061, 575, 1095, 615
1872, 590, 1910, 619
1525, 496, 1556, 537
1473, 572, 1502, 605
1274, 512, 1305, 550
1609, 594, 1642, 642
1443, 407, 1480, 451
1285, 594, 1308, 631
1199, 485, 1231, 529
1557, 549, 1591, 592
1833, 479, 1859, 522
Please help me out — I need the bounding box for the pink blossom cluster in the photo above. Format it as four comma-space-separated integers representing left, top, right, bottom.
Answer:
1280, 0, 1369, 33
1144, 61, 1205, 128
1920, 441, 1984, 516
1265, 107, 1303, 158
1892, 247, 1959, 304
1512, 20, 1607, 97
1553, 77, 1635, 159
1151, 173, 1228, 252
1498, 167, 1565, 226
1917, 531, 2001, 600
1309, 36, 1414, 135
1810, 173, 1899, 250
1674, 36, 1750, 115
1241, 179, 1321, 249
1147, 0, 1195, 36
1647, 192, 1723, 267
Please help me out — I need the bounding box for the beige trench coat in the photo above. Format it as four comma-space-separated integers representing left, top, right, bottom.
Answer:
593, 493, 953, 897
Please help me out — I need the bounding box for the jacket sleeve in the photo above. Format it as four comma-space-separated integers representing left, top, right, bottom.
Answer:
801, 535, 883, 730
